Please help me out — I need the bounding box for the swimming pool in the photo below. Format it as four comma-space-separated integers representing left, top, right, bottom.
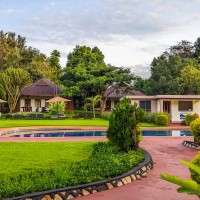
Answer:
9, 130, 192, 137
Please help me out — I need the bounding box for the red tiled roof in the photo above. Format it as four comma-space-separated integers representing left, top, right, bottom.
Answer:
20, 78, 62, 97
104, 86, 145, 99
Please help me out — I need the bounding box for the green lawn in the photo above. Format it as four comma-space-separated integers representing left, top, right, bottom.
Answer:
0, 142, 144, 199
0, 142, 95, 176
140, 122, 158, 127
0, 118, 109, 127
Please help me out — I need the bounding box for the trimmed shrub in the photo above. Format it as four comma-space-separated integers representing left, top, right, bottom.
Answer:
107, 97, 144, 151
101, 112, 111, 120
144, 112, 157, 123
190, 152, 200, 184
74, 110, 101, 118
155, 114, 169, 126
185, 113, 199, 126
190, 118, 200, 142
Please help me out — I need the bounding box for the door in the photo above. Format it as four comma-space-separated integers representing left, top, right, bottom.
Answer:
163, 101, 171, 113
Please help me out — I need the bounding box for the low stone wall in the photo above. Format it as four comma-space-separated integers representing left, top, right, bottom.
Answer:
5, 150, 153, 200
182, 140, 200, 149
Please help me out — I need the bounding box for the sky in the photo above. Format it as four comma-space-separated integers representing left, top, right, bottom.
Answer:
1, 0, 200, 78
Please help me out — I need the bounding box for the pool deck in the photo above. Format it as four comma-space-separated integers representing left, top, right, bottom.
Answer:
0, 124, 197, 200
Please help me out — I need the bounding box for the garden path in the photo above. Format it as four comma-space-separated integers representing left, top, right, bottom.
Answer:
76, 136, 198, 200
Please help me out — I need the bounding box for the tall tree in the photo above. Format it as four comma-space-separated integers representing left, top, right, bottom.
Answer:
48, 50, 62, 83
0, 68, 31, 112
178, 65, 200, 94
0, 31, 54, 82
61, 45, 134, 110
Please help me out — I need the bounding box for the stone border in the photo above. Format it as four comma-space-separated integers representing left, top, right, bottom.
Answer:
182, 140, 200, 149
5, 150, 153, 200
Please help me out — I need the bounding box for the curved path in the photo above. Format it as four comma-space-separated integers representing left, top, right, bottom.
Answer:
76, 136, 198, 200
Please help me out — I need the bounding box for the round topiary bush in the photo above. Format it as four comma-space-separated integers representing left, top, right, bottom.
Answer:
107, 97, 144, 151
190, 118, 200, 142
155, 114, 169, 126
185, 113, 199, 126
190, 152, 200, 184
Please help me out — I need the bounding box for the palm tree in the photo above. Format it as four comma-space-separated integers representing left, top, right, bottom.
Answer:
84, 95, 101, 118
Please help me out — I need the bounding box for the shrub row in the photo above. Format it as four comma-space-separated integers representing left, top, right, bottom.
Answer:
143, 112, 170, 126
0, 142, 144, 199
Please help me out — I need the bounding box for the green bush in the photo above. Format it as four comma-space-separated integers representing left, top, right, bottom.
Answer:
155, 114, 169, 126
101, 112, 111, 120
107, 97, 144, 151
190, 118, 200, 142
185, 113, 199, 126
0, 142, 144, 199
190, 152, 200, 184
74, 110, 101, 118
144, 112, 157, 123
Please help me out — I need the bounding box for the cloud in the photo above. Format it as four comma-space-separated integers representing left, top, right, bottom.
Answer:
4, 0, 200, 72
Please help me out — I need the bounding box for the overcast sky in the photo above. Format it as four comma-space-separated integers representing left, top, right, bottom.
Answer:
1, 0, 200, 78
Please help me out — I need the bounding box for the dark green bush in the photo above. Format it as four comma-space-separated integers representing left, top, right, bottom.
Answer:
0, 142, 144, 199
144, 112, 157, 123
107, 97, 144, 151
190, 118, 200, 142
185, 113, 199, 126
74, 110, 101, 118
155, 114, 169, 126
190, 152, 200, 184
101, 112, 111, 120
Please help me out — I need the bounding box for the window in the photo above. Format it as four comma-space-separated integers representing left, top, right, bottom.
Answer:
35, 99, 41, 107
178, 101, 193, 111
139, 101, 151, 112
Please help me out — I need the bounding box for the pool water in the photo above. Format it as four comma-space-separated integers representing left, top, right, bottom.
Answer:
10, 130, 192, 137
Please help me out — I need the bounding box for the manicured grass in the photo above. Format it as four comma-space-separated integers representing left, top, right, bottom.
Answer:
0, 142, 95, 176
140, 122, 159, 127
0, 118, 109, 127
0, 142, 144, 199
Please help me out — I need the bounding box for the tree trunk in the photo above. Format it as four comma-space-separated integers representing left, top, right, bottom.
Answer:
93, 105, 95, 118
131, 128, 138, 150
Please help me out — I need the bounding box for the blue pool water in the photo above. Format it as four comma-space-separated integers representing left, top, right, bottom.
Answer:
10, 130, 192, 137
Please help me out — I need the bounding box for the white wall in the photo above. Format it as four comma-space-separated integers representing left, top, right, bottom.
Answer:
171, 100, 200, 122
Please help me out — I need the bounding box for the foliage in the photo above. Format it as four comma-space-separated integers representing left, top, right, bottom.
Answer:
101, 112, 111, 120
0, 31, 54, 82
143, 112, 170, 125
74, 110, 101, 118
133, 76, 149, 94
48, 50, 62, 83
161, 160, 200, 197
190, 118, 200, 142
185, 113, 199, 126
61, 45, 134, 110
49, 102, 66, 112
107, 97, 144, 151
147, 38, 200, 95
84, 95, 101, 118
0, 142, 144, 199
155, 114, 169, 126
190, 152, 200, 185
0, 68, 31, 112
178, 65, 200, 94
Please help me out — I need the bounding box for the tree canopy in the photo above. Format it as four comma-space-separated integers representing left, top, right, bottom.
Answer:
61, 45, 134, 110
142, 38, 200, 95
